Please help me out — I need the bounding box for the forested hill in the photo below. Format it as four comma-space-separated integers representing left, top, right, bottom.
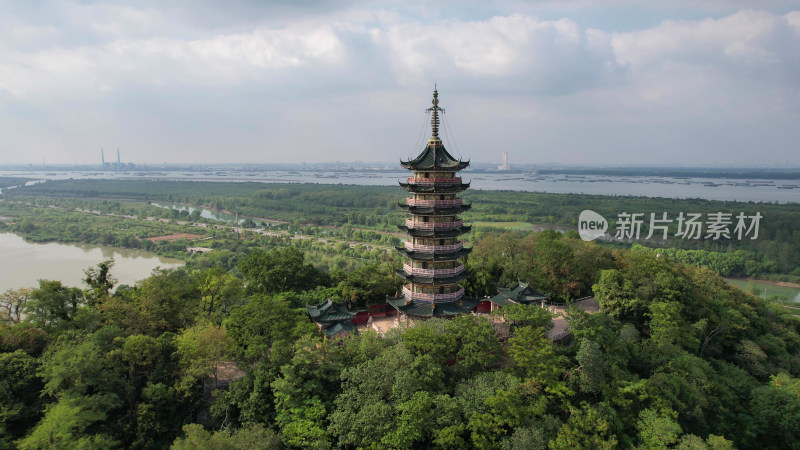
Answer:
2, 230, 800, 448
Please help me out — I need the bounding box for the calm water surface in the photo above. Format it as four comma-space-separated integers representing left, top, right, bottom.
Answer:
724, 278, 800, 302
2, 170, 798, 203
0, 232, 183, 291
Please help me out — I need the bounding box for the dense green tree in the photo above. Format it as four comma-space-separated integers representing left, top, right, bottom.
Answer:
84, 259, 117, 306
550, 403, 618, 450
170, 423, 282, 450
175, 321, 233, 391
575, 339, 607, 395
0, 288, 31, 325
238, 247, 328, 295
196, 267, 244, 324
447, 315, 502, 379
635, 408, 682, 449
402, 318, 456, 365
747, 373, 800, 449
225, 295, 314, 365
331, 262, 400, 307
100, 268, 199, 335
328, 344, 444, 448
24, 280, 84, 332
492, 303, 553, 329
0, 350, 44, 447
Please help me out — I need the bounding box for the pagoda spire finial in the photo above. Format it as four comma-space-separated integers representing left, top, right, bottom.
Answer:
426, 85, 444, 140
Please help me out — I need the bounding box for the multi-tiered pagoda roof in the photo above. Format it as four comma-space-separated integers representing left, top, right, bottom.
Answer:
388, 87, 479, 318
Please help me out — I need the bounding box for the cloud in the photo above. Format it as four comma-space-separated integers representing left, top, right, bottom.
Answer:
376, 14, 623, 94
0, 3, 798, 165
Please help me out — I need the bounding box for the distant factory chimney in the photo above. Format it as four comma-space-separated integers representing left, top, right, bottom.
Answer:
498, 152, 510, 171
117, 148, 120, 170
101, 148, 105, 167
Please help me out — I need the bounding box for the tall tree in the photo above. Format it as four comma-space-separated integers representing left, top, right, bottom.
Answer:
0, 288, 31, 325
238, 248, 327, 295
25, 280, 83, 332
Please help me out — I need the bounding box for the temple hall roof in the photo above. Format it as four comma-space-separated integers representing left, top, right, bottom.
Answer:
306, 298, 356, 323
490, 281, 550, 307
319, 321, 357, 338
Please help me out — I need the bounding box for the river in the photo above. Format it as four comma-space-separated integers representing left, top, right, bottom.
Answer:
1, 169, 798, 203
0, 232, 183, 292
724, 278, 800, 302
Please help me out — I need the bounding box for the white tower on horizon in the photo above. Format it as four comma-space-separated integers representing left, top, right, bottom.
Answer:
498, 152, 510, 171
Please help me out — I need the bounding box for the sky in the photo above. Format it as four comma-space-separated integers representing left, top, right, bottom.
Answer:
0, 0, 798, 167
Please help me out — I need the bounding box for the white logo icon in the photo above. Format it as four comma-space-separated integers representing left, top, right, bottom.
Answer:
578, 210, 607, 241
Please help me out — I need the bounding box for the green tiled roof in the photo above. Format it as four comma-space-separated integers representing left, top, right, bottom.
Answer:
399, 182, 470, 194
321, 321, 357, 338
386, 296, 481, 317
395, 246, 472, 261
399, 204, 472, 216
307, 299, 356, 323
490, 281, 550, 306
400, 142, 470, 171
398, 225, 471, 238
396, 270, 469, 285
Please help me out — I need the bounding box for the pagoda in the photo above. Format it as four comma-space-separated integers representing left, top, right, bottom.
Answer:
388, 87, 480, 318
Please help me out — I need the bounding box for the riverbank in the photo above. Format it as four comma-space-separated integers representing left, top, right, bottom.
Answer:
0, 231, 183, 291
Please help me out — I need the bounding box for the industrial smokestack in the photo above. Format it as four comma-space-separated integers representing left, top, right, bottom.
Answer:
101, 148, 105, 167
117, 148, 120, 170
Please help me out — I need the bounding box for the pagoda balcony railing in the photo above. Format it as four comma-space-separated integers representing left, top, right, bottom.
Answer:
406, 198, 462, 207
405, 219, 463, 230
404, 241, 463, 253
403, 286, 465, 301
407, 177, 462, 185
403, 264, 465, 277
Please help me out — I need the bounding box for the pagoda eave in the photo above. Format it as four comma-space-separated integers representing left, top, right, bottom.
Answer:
399, 183, 470, 193
386, 296, 481, 318
395, 247, 472, 261
397, 225, 471, 238
398, 204, 472, 215
400, 161, 470, 171
395, 270, 469, 285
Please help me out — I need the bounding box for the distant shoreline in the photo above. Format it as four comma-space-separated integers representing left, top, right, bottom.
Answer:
726, 277, 800, 289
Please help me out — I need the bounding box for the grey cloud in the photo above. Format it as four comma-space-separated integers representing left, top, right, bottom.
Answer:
0, 3, 798, 166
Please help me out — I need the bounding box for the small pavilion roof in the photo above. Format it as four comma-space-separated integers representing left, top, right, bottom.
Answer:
306, 299, 356, 323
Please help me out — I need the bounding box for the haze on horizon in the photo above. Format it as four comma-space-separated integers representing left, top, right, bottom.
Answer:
1, 0, 798, 167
